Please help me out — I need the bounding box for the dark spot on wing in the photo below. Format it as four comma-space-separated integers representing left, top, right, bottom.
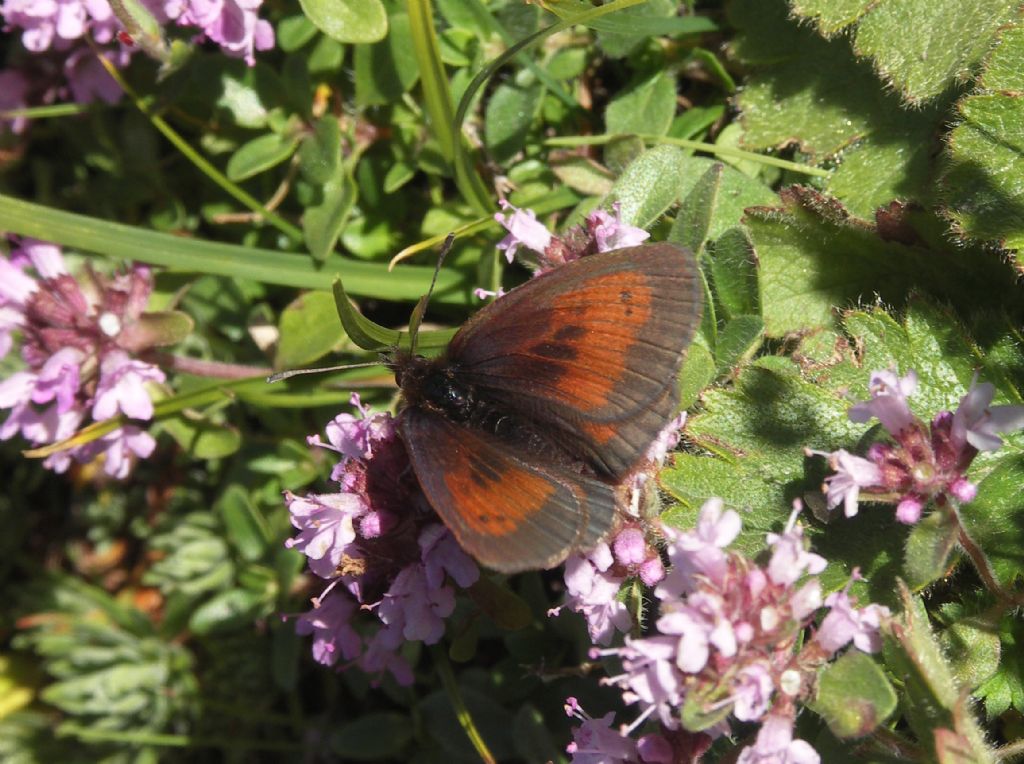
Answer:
530, 341, 578, 360
477, 513, 491, 524
554, 324, 586, 341
468, 454, 502, 485
619, 289, 633, 303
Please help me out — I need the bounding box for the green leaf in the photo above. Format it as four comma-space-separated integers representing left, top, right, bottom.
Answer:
904, 509, 960, 590
714, 315, 764, 373
484, 82, 543, 163
512, 705, 561, 763
118, 310, 194, 351
303, 162, 357, 261
883, 584, 994, 761
678, 341, 715, 410
976, 615, 1024, 717
353, 9, 419, 106
607, 145, 688, 229
160, 415, 242, 460
671, 162, 723, 256
298, 0, 386, 43
959, 455, 1024, 589
938, 613, 1001, 693
466, 575, 533, 631
226, 132, 301, 182
550, 155, 614, 196
419, 687, 515, 761
811, 651, 897, 738
747, 187, 1017, 337
0, 194, 471, 302
216, 485, 270, 562
941, 25, 1024, 252
604, 70, 677, 137
852, 0, 1017, 104
788, 0, 871, 36
329, 712, 414, 759
275, 290, 344, 369
276, 14, 318, 51
298, 116, 340, 185
709, 226, 759, 321
188, 589, 265, 635
331, 278, 457, 353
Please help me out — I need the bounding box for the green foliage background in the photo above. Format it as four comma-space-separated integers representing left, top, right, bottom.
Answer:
1, 0, 1023, 761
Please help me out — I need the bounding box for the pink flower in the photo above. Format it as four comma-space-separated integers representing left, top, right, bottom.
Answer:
174, 0, 275, 65
92, 350, 166, 420
587, 202, 650, 253
848, 369, 918, 435
950, 377, 1024, 453
495, 201, 554, 263
565, 699, 640, 764
657, 498, 741, 598
560, 544, 632, 645
737, 715, 819, 764
285, 491, 366, 579
295, 594, 362, 667
815, 590, 889, 654
765, 504, 826, 586
732, 662, 774, 722
0, 71, 31, 135
815, 449, 883, 517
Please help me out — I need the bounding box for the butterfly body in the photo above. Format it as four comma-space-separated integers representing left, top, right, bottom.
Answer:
391, 243, 702, 572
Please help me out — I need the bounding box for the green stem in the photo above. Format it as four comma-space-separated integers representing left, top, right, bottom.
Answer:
0, 103, 89, 120
545, 133, 831, 178
94, 54, 304, 243
431, 644, 497, 764
58, 724, 305, 751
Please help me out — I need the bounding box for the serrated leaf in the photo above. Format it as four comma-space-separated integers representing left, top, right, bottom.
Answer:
226, 132, 300, 182
329, 712, 414, 759
811, 651, 896, 738
942, 25, 1024, 252
605, 69, 677, 137
303, 162, 357, 261
748, 187, 1016, 337
789, 0, 872, 36
976, 615, 1024, 717
852, 0, 1017, 104
275, 290, 343, 369
298, 0, 386, 43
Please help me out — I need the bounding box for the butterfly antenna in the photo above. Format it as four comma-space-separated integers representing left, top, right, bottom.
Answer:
266, 361, 382, 384
409, 232, 455, 356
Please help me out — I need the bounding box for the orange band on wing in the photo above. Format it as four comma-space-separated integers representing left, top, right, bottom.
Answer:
446, 449, 558, 536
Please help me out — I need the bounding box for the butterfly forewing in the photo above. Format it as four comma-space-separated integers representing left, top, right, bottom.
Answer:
447, 244, 702, 480
399, 408, 617, 572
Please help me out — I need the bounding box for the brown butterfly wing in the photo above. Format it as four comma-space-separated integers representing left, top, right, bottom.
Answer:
447, 243, 702, 480
399, 408, 617, 572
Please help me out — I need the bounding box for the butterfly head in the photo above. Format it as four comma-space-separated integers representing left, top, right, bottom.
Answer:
388, 349, 476, 422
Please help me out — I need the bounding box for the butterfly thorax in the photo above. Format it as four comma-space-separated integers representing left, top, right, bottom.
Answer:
392, 351, 476, 421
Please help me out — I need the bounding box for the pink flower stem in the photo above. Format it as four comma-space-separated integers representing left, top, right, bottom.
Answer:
146, 352, 272, 380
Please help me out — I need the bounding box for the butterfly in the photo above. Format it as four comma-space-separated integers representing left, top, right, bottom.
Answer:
388, 242, 703, 572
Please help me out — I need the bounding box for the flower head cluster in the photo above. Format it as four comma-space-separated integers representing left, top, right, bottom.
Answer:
567, 499, 889, 763
0, 239, 166, 477
495, 200, 649, 275
813, 369, 1024, 523
554, 415, 684, 645
0, 0, 275, 113
287, 394, 479, 685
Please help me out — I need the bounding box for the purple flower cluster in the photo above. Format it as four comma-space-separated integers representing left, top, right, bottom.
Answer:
495, 200, 650, 274
0, 0, 274, 114
565, 500, 889, 763
287, 394, 479, 685
812, 369, 1024, 523
0, 239, 165, 477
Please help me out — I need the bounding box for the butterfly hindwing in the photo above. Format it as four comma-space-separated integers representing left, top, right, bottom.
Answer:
447, 244, 702, 480
399, 408, 617, 572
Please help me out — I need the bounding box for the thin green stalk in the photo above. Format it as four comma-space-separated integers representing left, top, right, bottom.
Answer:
59, 724, 305, 751
431, 644, 497, 764
545, 133, 830, 177
94, 54, 304, 243
451, 0, 647, 210
408, 0, 493, 215
0, 103, 89, 120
